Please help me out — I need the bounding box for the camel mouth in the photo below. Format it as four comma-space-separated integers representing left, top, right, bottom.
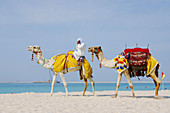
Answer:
27, 46, 40, 52
27, 46, 32, 51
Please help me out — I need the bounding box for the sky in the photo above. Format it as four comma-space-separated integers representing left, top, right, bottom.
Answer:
0, 0, 170, 83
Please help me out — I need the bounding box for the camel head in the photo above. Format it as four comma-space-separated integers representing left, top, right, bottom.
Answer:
88, 46, 103, 54
27, 46, 41, 53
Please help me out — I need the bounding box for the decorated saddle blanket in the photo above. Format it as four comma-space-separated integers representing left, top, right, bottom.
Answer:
113, 55, 129, 74
123, 47, 155, 77
112, 54, 158, 77
124, 48, 151, 66
52, 51, 92, 78
128, 52, 150, 66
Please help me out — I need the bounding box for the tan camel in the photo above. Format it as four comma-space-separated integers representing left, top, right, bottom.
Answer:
27, 46, 95, 96
88, 46, 161, 98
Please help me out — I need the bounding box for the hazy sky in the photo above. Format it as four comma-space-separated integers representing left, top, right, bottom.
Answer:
0, 0, 170, 82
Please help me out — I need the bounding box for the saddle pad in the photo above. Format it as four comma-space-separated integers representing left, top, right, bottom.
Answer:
52, 51, 92, 78
129, 52, 149, 66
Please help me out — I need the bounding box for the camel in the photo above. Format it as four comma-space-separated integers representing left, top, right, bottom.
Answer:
88, 46, 161, 98
27, 46, 95, 96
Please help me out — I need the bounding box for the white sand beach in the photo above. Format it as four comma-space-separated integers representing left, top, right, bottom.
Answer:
0, 90, 170, 113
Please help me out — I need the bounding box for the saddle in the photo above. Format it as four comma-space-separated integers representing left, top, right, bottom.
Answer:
52, 51, 92, 79
124, 47, 151, 78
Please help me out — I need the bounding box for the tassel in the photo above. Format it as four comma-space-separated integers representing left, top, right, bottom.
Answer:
99, 63, 102, 68
37, 60, 39, 64
92, 53, 94, 62
31, 54, 34, 61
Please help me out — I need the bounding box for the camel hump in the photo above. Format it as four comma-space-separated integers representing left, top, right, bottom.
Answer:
52, 51, 77, 73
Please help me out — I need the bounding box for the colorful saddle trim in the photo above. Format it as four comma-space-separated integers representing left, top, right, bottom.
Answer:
113, 55, 129, 74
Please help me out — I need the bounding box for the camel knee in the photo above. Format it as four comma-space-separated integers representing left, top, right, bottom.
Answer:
92, 81, 95, 87
158, 80, 161, 84
117, 84, 120, 88
63, 83, 67, 87
155, 80, 161, 87
85, 82, 88, 87
130, 86, 133, 89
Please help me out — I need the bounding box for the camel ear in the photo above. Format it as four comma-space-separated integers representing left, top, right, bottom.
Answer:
99, 46, 101, 50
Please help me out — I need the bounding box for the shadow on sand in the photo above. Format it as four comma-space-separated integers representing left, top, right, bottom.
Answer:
116, 95, 170, 99
70, 94, 170, 99
136, 96, 170, 99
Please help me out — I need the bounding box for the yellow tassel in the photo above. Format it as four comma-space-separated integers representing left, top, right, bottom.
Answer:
37, 60, 39, 64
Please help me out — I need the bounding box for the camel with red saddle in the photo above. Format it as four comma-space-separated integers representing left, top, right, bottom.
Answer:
88, 46, 161, 98
27, 46, 95, 96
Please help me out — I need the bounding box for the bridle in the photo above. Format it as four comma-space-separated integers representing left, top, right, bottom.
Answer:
32, 46, 42, 54
94, 47, 102, 57
91, 47, 103, 68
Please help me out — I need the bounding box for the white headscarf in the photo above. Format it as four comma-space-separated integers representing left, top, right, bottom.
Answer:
77, 38, 83, 44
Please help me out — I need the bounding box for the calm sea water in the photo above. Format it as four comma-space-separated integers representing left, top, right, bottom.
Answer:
0, 83, 170, 94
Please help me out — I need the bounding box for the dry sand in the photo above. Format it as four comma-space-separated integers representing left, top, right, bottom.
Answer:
0, 90, 170, 113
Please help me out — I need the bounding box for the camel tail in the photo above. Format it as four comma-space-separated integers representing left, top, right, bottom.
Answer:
155, 63, 160, 78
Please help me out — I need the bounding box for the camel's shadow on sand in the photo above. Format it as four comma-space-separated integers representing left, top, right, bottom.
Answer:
70, 94, 170, 99
135, 96, 170, 99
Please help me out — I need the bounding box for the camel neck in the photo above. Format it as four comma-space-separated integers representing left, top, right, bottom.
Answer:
34, 51, 46, 66
95, 52, 115, 68
34, 51, 54, 69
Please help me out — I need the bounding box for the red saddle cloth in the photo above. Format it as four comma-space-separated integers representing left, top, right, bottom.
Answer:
124, 48, 150, 54
123, 47, 151, 77
124, 48, 151, 66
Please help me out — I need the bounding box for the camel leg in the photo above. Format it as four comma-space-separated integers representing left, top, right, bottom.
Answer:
112, 74, 122, 98
82, 76, 88, 96
50, 74, 57, 96
87, 77, 96, 96
124, 70, 135, 98
150, 73, 161, 98
59, 73, 69, 96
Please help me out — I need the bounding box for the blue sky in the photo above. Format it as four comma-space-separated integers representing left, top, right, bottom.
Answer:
0, 0, 170, 82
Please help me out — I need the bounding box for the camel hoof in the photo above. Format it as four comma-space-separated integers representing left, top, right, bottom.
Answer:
112, 94, 117, 98
94, 93, 97, 96
111, 96, 117, 98
66, 94, 69, 97
111, 94, 117, 98
153, 96, 160, 99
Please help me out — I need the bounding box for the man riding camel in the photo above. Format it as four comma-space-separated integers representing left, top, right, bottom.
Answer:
73, 38, 86, 63
73, 38, 86, 80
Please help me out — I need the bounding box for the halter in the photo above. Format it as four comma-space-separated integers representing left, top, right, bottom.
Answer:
95, 48, 102, 58
31, 46, 42, 62
91, 47, 102, 68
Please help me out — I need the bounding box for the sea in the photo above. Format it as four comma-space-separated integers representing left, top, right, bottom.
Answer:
0, 83, 170, 94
